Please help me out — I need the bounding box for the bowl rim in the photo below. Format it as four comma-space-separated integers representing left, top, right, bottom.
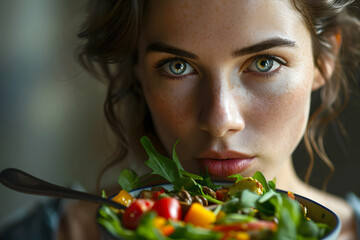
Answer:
128, 182, 341, 235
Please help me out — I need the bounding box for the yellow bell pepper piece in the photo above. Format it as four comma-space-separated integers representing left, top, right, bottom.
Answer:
112, 190, 134, 207
184, 203, 216, 228
234, 232, 250, 240
153, 216, 166, 228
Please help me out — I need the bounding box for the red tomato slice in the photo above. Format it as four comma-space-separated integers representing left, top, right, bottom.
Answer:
151, 197, 182, 221
122, 199, 154, 229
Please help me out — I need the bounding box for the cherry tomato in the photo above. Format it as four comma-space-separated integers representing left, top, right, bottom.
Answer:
139, 188, 165, 201
151, 188, 165, 200
151, 197, 182, 220
122, 199, 154, 229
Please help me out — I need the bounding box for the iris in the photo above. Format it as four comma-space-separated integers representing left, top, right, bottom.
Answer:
256, 57, 273, 72
169, 60, 186, 75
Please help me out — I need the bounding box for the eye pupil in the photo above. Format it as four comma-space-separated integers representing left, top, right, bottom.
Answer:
256, 58, 273, 72
170, 61, 186, 74
175, 63, 184, 70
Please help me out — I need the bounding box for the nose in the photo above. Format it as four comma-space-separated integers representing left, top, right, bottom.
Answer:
197, 73, 245, 137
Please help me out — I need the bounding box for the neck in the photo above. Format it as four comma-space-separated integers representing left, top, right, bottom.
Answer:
275, 158, 304, 192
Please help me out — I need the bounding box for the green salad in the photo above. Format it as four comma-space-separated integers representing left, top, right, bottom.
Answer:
98, 136, 331, 240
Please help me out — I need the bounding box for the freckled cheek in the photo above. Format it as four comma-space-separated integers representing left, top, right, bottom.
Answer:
145, 89, 194, 139
248, 82, 311, 147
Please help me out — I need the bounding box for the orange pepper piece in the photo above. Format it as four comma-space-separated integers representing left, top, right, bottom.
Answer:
153, 216, 175, 236
287, 191, 295, 200
184, 203, 216, 228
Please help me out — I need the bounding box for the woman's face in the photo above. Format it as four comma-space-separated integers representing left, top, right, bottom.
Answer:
135, 0, 318, 180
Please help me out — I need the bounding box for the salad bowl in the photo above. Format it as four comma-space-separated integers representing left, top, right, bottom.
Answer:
288, 192, 341, 240
97, 183, 341, 240
97, 137, 341, 240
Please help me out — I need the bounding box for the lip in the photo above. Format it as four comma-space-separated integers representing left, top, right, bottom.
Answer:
196, 150, 254, 177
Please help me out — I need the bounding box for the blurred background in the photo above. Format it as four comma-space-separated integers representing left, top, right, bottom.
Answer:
0, 0, 359, 229
0, 0, 115, 227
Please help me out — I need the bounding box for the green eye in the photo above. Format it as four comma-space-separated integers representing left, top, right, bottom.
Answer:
255, 58, 273, 72
159, 58, 195, 78
247, 56, 284, 74
170, 60, 186, 75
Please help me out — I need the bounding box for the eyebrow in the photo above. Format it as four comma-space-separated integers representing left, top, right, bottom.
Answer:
232, 38, 297, 57
146, 42, 199, 59
146, 37, 297, 59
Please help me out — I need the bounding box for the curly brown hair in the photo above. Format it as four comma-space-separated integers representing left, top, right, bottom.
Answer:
76, 0, 360, 190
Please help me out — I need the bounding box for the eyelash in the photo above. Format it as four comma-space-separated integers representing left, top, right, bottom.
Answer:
154, 54, 287, 80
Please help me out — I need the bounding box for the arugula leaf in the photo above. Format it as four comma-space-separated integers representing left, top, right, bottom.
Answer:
141, 136, 221, 200
172, 177, 199, 193
315, 223, 331, 238
181, 171, 203, 180
200, 189, 224, 204
273, 196, 304, 239
274, 205, 298, 239
193, 178, 223, 204
256, 190, 282, 216
298, 217, 321, 237
141, 136, 181, 183
97, 205, 135, 239
227, 173, 243, 182
118, 169, 141, 192
217, 198, 238, 214
252, 171, 270, 193
238, 189, 261, 208
172, 140, 204, 181
216, 213, 255, 224
172, 139, 184, 173
198, 171, 221, 191
220, 189, 260, 213
135, 212, 166, 240
257, 190, 279, 204
101, 190, 107, 199
268, 179, 276, 191
282, 196, 301, 226
170, 221, 222, 239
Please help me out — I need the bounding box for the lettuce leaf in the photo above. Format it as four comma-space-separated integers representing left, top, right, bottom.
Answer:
140, 136, 221, 203
141, 136, 181, 183
118, 169, 141, 192
252, 171, 270, 193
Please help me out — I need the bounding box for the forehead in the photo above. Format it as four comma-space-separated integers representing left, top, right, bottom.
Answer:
142, 0, 307, 56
